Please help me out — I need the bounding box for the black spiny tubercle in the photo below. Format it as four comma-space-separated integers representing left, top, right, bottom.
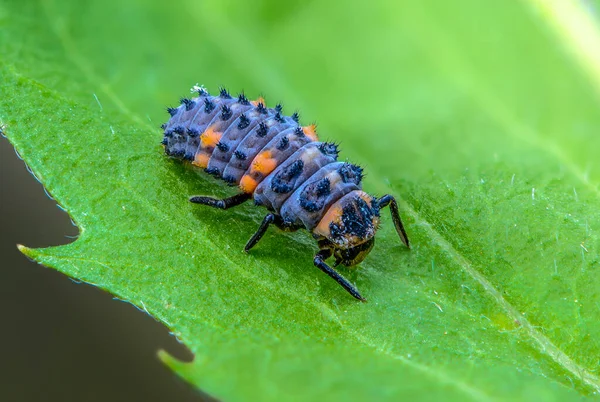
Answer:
204, 98, 215, 113
275, 112, 285, 123
276, 136, 289, 151
221, 105, 233, 120
257, 122, 269, 137
219, 87, 231, 98
318, 142, 339, 157
238, 114, 250, 129
238, 93, 250, 105
256, 102, 268, 114
161, 85, 411, 302
180, 98, 195, 111
187, 128, 200, 137
216, 142, 229, 152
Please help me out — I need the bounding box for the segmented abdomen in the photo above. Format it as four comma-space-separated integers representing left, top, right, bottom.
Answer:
162, 87, 364, 230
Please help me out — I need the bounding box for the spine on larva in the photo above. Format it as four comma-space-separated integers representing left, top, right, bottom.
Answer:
162, 87, 365, 229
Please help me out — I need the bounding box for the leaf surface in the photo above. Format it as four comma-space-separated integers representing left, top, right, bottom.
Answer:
1, 0, 600, 400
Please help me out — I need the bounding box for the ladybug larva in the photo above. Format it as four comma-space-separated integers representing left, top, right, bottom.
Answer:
162, 86, 410, 301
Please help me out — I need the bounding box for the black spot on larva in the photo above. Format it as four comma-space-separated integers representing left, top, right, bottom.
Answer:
338, 163, 363, 184
187, 128, 200, 137
316, 178, 331, 196
238, 93, 250, 105
173, 126, 185, 135
167, 107, 178, 117
238, 114, 250, 129
299, 178, 331, 212
275, 104, 283, 113
257, 122, 268, 137
180, 98, 194, 111
172, 149, 185, 158
197, 88, 210, 96
205, 167, 220, 176
329, 222, 342, 238
276, 136, 289, 151
319, 142, 339, 157
204, 98, 215, 113
164, 130, 174, 138
234, 150, 247, 160
223, 175, 236, 184
271, 160, 304, 193
287, 159, 304, 177
275, 112, 285, 123
219, 87, 231, 98
294, 126, 305, 137
256, 102, 268, 114
221, 105, 232, 120
184, 151, 195, 161
291, 112, 300, 123
300, 198, 321, 212
216, 142, 229, 152
161, 137, 168, 145
160, 123, 167, 130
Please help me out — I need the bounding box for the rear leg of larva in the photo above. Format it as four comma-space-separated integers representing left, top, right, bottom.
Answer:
189, 192, 250, 209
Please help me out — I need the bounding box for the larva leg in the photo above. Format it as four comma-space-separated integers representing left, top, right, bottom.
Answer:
313, 249, 366, 301
189, 192, 250, 209
244, 213, 287, 252
376, 195, 410, 248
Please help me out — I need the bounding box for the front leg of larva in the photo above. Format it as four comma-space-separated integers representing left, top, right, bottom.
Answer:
314, 249, 366, 302
376, 195, 410, 248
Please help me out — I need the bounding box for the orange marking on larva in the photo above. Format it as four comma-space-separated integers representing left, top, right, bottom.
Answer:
251, 150, 278, 175
200, 125, 222, 148
192, 152, 210, 168
239, 175, 258, 193
251, 96, 266, 106
357, 191, 373, 204
314, 204, 343, 237
302, 124, 318, 141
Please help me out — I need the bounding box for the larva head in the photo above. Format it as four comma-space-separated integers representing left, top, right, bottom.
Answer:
314, 190, 380, 266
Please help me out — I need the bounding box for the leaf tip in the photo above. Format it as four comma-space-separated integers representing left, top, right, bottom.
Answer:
17, 243, 32, 256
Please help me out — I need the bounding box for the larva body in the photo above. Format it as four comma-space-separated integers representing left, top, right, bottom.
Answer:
162, 87, 410, 301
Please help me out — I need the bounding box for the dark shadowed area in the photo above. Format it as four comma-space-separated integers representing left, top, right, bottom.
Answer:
0, 138, 213, 402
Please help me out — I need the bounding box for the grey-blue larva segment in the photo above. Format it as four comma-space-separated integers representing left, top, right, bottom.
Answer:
162, 87, 367, 230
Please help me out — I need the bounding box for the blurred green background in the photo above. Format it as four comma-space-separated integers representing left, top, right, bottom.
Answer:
2, 0, 600, 400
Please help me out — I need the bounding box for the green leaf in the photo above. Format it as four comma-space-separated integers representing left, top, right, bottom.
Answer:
2, 0, 600, 400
